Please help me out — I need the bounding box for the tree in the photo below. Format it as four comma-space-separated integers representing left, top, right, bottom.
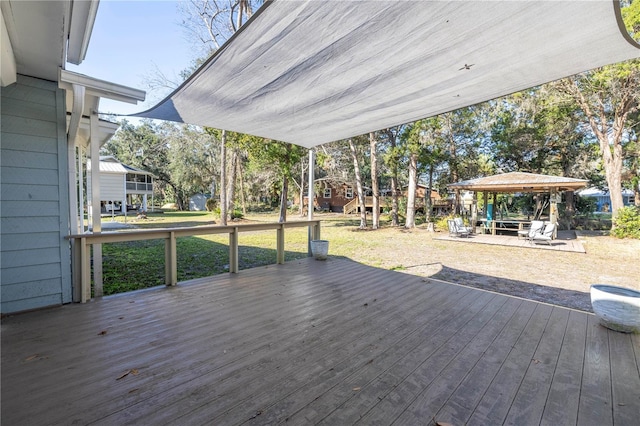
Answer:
381, 127, 403, 226
245, 138, 305, 222
348, 138, 368, 229
490, 86, 591, 178
559, 62, 639, 219
178, 0, 263, 224
400, 116, 451, 227
556, 3, 640, 220
370, 132, 380, 229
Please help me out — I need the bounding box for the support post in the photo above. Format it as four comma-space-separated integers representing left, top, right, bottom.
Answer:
471, 191, 478, 233
307, 149, 315, 256
276, 224, 285, 264
89, 104, 103, 297
165, 231, 177, 286
71, 239, 81, 302
80, 237, 90, 303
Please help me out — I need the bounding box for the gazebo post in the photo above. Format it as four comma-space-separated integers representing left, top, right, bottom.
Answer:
492, 192, 498, 235
471, 191, 478, 234
482, 190, 488, 234
550, 189, 558, 237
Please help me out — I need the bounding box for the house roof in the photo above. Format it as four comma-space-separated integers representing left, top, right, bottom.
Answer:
578, 187, 635, 197
89, 156, 154, 175
447, 172, 588, 193
134, 1, 640, 148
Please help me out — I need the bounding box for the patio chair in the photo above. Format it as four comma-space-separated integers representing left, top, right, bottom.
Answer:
447, 219, 470, 238
519, 220, 545, 243
454, 217, 472, 234
532, 222, 556, 245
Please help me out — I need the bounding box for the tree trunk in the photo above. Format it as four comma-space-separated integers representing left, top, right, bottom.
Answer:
278, 177, 288, 223
237, 154, 247, 215
391, 176, 399, 226
348, 139, 367, 229
387, 129, 399, 226
446, 114, 460, 214
405, 152, 418, 229
426, 164, 434, 222
567, 78, 629, 220
219, 130, 227, 225
227, 149, 238, 215
370, 132, 379, 229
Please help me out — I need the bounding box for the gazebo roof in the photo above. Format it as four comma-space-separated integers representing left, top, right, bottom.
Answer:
447, 172, 588, 193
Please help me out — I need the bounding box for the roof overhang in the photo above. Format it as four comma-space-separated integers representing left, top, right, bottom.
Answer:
59, 69, 146, 148
0, 0, 99, 85
67, 0, 100, 65
59, 69, 147, 112
134, 0, 640, 148
448, 172, 589, 193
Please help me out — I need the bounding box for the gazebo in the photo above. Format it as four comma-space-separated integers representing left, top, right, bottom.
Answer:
447, 172, 588, 235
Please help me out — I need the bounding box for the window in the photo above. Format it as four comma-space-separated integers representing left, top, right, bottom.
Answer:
323, 188, 332, 198
345, 186, 353, 198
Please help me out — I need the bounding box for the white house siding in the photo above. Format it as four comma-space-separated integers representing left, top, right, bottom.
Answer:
1, 75, 72, 313
87, 173, 124, 201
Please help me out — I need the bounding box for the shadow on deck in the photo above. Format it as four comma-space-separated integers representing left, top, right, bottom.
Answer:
2, 258, 637, 425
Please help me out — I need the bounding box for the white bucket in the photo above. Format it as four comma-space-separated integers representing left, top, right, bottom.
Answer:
311, 240, 329, 260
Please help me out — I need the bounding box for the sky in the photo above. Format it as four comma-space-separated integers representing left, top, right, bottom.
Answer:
66, 1, 196, 118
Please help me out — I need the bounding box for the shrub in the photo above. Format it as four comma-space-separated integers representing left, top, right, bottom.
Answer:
611, 206, 640, 239
205, 198, 217, 212
435, 215, 452, 232
575, 195, 598, 217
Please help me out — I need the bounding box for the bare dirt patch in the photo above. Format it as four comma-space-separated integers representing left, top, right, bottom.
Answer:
321, 220, 640, 312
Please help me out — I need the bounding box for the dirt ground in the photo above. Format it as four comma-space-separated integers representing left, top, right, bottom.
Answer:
323, 222, 640, 313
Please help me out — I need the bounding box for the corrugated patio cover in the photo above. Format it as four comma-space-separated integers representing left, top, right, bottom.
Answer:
134, 0, 640, 148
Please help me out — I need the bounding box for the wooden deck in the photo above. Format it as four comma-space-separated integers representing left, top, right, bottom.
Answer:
2, 257, 638, 425
435, 230, 586, 253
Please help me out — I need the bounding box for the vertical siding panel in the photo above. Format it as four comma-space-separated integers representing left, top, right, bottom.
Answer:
0, 75, 71, 313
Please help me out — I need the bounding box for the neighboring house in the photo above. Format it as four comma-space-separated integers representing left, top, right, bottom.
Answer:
319, 181, 355, 212
298, 181, 356, 212
299, 182, 450, 215
87, 156, 154, 215
1, 2, 145, 313
577, 187, 636, 212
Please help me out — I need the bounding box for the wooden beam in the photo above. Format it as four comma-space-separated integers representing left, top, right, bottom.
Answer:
229, 227, 239, 273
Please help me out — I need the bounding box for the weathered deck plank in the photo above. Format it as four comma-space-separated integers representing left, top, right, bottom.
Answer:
540, 309, 588, 425
1, 257, 637, 426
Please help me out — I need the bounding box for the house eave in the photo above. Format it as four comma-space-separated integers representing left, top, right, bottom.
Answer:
66, 0, 100, 65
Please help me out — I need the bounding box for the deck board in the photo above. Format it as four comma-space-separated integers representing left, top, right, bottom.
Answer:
1, 257, 637, 426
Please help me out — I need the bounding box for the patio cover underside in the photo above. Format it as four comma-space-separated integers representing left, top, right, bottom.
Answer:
135, 1, 640, 148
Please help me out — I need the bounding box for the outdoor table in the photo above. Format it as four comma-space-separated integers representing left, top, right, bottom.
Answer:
477, 219, 530, 236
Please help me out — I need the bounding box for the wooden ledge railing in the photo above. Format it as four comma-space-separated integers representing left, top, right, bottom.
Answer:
67, 220, 321, 303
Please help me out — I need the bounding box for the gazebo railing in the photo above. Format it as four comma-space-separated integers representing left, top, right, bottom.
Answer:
67, 220, 321, 303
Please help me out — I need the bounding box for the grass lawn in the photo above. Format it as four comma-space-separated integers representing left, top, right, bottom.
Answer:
98, 211, 640, 312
